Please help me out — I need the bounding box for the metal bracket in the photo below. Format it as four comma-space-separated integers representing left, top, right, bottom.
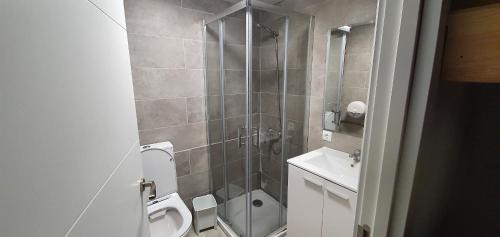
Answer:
139, 178, 156, 200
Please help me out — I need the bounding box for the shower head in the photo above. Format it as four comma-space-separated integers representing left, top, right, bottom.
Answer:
256, 23, 279, 38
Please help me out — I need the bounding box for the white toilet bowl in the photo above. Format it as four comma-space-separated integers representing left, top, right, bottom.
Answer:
141, 142, 193, 237
147, 193, 192, 237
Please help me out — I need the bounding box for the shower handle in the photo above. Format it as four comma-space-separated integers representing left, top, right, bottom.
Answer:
237, 127, 260, 148
238, 127, 245, 148
252, 127, 260, 148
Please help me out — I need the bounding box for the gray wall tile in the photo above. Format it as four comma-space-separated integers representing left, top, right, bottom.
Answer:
287, 69, 307, 95
208, 120, 222, 144
135, 98, 187, 130
128, 35, 185, 68
260, 93, 280, 117
344, 53, 371, 72
225, 17, 246, 45
261, 173, 280, 201
190, 146, 209, 173
261, 155, 282, 181
205, 70, 221, 96
343, 70, 370, 88
209, 143, 223, 166
286, 95, 306, 121
138, 122, 207, 150
184, 40, 203, 69
132, 68, 204, 100
187, 97, 206, 123
175, 150, 190, 177
124, 0, 207, 40
260, 70, 280, 93
177, 171, 210, 199
225, 70, 246, 94
224, 43, 245, 70
181, 0, 232, 14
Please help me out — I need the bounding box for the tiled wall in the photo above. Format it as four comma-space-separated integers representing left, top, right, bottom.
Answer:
124, 0, 234, 209
301, 0, 377, 153
124, 0, 311, 210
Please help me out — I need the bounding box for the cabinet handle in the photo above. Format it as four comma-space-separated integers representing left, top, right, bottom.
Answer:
303, 177, 323, 187
326, 188, 349, 201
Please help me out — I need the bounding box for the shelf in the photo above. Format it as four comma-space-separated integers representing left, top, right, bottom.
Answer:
442, 3, 500, 83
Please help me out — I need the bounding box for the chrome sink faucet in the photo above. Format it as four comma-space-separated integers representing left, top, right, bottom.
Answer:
349, 149, 361, 162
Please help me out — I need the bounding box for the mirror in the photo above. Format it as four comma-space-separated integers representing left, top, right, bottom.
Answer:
323, 22, 375, 136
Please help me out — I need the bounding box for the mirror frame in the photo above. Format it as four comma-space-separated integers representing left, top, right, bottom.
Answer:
322, 26, 349, 132
322, 22, 375, 132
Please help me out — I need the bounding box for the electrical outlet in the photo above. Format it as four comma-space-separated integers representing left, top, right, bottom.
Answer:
322, 130, 333, 142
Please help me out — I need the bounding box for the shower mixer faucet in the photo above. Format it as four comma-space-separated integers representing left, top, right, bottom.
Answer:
265, 128, 281, 142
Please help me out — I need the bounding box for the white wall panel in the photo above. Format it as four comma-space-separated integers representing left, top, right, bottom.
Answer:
0, 0, 143, 236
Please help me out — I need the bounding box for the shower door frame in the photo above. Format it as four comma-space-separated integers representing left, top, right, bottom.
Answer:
203, 1, 301, 236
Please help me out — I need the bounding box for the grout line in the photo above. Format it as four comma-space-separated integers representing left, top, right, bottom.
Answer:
127, 33, 201, 41
135, 97, 195, 102
182, 39, 187, 70
187, 149, 192, 175
184, 97, 190, 124
64, 140, 140, 236
131, 66, 189, 70
173, 144, 210, 154
138, 121, 207, 132
132, 67, 204, 71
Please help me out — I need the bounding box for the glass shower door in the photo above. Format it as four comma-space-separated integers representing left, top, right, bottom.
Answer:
204, 8, 253, 236
204, 2, 312, 236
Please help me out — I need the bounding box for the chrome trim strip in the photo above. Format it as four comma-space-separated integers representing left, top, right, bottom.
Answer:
336, 32, 347, 118
205, 0, 246, 25
244, 4, 253, 237
218, 19, 229, 220
278, 16, 289, 227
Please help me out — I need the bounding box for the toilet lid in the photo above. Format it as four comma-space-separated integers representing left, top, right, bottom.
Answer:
141, 148, 177, 199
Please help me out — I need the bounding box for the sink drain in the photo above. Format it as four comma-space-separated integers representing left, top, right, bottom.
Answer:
252, 199, 263, 207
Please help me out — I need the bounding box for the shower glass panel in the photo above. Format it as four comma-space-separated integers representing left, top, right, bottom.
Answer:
203, 2, 312, 236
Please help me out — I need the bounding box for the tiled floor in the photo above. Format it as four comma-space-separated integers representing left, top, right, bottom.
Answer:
186, 227, 228, 237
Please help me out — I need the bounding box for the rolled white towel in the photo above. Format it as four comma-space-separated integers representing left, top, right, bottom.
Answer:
347, 101, 366, 118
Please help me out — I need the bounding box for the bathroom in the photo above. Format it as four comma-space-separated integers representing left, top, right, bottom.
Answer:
1, 0, 498, 237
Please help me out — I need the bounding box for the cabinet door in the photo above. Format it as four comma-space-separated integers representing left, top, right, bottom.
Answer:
322, 180, 357, 237
287, 165, 324, 237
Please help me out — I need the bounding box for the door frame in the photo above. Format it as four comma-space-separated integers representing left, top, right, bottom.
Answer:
356, 0, 450, 236
387, 0, 449, 235
355, 0, 424, 236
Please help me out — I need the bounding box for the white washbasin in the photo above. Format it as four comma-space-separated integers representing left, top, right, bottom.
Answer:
287, 147, 361, 192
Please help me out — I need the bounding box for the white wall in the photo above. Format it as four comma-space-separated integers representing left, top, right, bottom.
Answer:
0, 0, 148, 236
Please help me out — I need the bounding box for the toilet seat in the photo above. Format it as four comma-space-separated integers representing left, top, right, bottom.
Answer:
147, 192, 192, 237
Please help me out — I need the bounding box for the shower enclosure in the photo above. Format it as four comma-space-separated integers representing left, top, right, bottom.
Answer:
203, 1, 312, 236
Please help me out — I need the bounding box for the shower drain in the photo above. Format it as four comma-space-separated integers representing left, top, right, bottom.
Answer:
252, 199, 263, 207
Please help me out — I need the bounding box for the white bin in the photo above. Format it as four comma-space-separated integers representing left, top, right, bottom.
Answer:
192, 194, 218, 234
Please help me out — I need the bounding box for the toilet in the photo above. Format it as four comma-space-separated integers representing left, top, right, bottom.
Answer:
140, 142, 192, 237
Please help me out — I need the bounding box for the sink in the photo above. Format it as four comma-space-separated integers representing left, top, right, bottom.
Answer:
287, 147, 361, 192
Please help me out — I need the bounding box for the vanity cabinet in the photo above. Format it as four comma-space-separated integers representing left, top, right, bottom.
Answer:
287, 165, 357, 237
